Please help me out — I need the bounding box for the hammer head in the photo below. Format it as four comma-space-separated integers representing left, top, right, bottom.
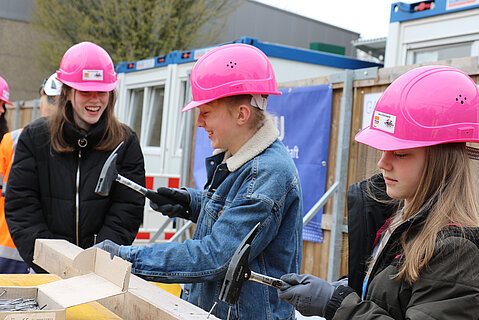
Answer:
95, 142, 123, 196
219, 222, 260, 305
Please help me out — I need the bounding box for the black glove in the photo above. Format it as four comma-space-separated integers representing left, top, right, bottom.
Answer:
93, 239, 121, 260
148, 187, 191, 219
278, 273, 334, 317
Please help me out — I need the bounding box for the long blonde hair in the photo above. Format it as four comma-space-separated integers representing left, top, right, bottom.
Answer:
391, 143, 479, 284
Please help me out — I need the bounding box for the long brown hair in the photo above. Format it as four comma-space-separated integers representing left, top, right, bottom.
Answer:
386, 143, 479, 284
49, 85, 125, 153
0, 102, 8, 141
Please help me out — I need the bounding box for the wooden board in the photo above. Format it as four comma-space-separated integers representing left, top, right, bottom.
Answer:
34, 239, 220, 320
0, 274, 121, 320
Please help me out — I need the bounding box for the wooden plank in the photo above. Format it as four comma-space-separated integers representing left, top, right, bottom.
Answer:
0, 274, 122, 320
348, 85, 388, 184
34, 240, 220, 320
301, 85, 348, 279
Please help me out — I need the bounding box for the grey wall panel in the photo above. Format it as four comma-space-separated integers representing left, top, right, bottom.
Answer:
213, 1, 360, 57
0, 0, 363, 101
0, 0, 34, 22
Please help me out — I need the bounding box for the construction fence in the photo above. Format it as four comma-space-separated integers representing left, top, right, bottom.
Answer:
8, 56, 479, 281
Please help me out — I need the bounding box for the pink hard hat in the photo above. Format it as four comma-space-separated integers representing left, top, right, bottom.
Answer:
182, 43, 281, 112
56, 42, 118, 92
0, 76, 13, 105
355, 65, 479, 151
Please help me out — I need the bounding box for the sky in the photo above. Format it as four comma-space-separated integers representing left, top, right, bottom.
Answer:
254, 0, 413, 39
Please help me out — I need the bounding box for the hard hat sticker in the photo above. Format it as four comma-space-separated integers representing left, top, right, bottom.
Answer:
372, 111, 396, 133
2, 90, 8, 100
82, 70, 104, 81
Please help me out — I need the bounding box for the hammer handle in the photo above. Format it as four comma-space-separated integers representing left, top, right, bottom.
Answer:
116, 174, 148, 195
249, 271, 291, 290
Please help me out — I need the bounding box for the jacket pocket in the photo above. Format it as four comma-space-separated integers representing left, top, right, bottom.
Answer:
196, 198, 225, 237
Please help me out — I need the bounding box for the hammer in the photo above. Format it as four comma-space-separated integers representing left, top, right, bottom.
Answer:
218, 222, 290, 306
95, 141, 163, 204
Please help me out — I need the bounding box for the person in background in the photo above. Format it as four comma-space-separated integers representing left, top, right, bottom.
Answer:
277, 66, 479, 319
0, 77, 11, 142
0, 75, 21, 273
95, 43, 303, 320
5, 42, 145, 273
39, 72, 63, 116
0, 74, 61, 274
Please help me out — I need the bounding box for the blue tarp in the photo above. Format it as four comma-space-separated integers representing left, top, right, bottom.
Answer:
193, 84, 332, 243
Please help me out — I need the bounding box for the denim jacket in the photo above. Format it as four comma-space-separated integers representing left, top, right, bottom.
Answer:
120, 118, 303, 320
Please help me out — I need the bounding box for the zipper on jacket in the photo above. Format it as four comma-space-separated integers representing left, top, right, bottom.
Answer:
207, 166, 220, 193
208, 164, 229, 193
75, 149, 81, 246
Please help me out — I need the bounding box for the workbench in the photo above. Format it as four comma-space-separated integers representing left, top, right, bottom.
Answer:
0, 274, 121, 319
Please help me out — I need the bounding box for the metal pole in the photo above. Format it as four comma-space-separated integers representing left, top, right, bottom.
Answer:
176, 71, 194, 243
327, 69, 354, 282
303, 181, 339, 226
33, 99, 39, 121
168, 221, 193, 242
177, 110, 194, 242
148, 218, 173, 244
15, 101, 23, 130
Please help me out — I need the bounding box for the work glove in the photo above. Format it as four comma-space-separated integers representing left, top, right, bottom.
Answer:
277, 273, 334, 317
331, 277, 348, 289
93, 240, 121, 260
149, 187, 191, 219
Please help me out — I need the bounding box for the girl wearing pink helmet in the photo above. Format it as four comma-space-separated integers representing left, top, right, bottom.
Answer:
95, 43, 304, 320
5, 42, 145, 273
278, 66, 479, 319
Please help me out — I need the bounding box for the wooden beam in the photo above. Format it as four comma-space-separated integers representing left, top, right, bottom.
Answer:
34, 239, 219, 320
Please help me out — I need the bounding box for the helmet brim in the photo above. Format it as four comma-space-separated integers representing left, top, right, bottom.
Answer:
181, 90, 282, 112
355, 126, 441, 151
60, 79, 118, 92
0, 98, 13, 106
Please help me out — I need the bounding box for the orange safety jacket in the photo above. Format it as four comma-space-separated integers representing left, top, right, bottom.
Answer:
0, 129, 29, 273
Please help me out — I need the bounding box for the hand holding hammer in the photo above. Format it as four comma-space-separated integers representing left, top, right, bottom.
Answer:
95, 142, 190, 219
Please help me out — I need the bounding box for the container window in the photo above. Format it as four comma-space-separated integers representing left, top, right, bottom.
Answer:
127, 88, 144, 141
412, 43, 471, 64
145, 86, 165, 147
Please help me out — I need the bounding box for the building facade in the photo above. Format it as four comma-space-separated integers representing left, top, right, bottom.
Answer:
1, 0, 361, 102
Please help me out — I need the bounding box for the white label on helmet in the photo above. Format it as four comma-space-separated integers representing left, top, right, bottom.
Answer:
372, 111, 396, 133
2, 90, 8, 100
82, 70, 103, 81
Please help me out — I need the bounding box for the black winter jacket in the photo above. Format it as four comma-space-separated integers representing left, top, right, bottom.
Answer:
5, 117, 145, 271
347, 174, 395, 295
325, 174, 479, 319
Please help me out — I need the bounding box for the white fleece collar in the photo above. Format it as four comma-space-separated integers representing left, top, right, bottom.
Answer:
213, 117, 279, 172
